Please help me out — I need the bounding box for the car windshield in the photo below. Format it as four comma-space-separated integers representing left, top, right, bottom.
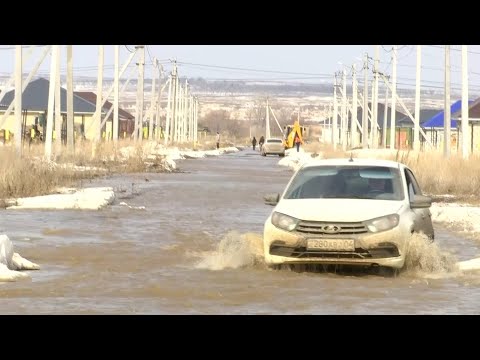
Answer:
283, 165, 405, 200
266, 139, 283, 143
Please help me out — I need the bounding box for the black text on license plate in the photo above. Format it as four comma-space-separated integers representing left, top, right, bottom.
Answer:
307, 239, 355, 251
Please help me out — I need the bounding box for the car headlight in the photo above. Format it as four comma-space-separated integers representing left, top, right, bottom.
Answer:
271, 212, 300, 231
365, 214, 399, 233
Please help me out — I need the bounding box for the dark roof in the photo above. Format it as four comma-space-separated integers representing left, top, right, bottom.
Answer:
74, 92, 134, 120
422, 100, 473, 128
396, 109, 441, 128
0, 77, 98, 114
451, 97, 480, 119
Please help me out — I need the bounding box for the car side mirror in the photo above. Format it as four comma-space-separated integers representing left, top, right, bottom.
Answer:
410, 194, 432, 209
264, 193, 280, 206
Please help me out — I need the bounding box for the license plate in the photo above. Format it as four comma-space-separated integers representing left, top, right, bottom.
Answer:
307, 239, 355, 251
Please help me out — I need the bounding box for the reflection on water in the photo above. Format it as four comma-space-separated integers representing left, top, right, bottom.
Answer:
1, 149, 480, 314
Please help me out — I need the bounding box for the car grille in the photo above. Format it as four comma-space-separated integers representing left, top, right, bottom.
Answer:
295, 221, 368, 235
270, 242, 399, 259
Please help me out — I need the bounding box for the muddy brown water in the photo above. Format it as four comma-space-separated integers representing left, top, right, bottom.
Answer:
1, 149, 480, 314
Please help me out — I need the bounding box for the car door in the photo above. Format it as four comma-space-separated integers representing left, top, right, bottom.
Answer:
404, 168, 434, 239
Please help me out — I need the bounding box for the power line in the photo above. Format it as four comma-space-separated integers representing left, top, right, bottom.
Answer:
176, 61, 330, 76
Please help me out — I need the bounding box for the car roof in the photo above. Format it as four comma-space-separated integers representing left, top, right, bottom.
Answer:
301, 157, 404, 169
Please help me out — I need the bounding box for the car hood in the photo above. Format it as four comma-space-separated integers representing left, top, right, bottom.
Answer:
274, 199, 405, 222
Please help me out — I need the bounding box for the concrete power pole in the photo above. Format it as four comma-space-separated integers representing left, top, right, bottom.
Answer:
45, 46, 58, 160
94, 45, 104, 148
174, 75, 180, 143
444, 45, 451, 157
390, 45, 397, 150
341, 69, 347, 151
164, 74, 173, 146
266, 97, 271, 139
14, 45, 22, 157
332, 73, 338, 150
66, 45, 74, 153
413, 45, 421, 152
382, 85, 389, 148
148, 57, 157, 141
113, 45, 119, 145
54, 45, 61, 156
350, 64, 357, 149
372, 46, 379, 149
461, 45, 469, 159
134, 45, 145, 142
155, 63, 163, 141
362, 53, 369, 148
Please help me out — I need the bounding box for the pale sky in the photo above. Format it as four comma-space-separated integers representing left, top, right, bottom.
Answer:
0, 45, 478, 93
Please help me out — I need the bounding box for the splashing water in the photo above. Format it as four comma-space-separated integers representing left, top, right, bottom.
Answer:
194, 231, 265, 271
403, 233, 458, 275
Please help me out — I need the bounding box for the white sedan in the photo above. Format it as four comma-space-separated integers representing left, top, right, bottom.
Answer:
263, 158, 434, 271
261, 138, 285, 157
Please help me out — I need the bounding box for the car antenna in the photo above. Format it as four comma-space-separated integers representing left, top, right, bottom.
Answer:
349, 151, 354, 162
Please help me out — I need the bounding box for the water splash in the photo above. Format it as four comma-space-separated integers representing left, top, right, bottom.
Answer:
193, 231, 264, 271
403, 233, 458, 275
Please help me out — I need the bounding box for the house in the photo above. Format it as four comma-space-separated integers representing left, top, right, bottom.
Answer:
321, 103, 407, 148
451, 97, 480, 153
394, 108, 442, 149
421, 100, 473, 151
0, 77, 101, 141
74, 92, 135, 139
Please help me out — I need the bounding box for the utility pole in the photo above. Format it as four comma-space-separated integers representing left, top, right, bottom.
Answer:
173, 66, 179, 143
351, 64, 357, 149
164, 73, 173, 146
14, 45, 22, 157
383, 84, 389, 148
414, 45, 421, 152
444, 45, 451, 157
461, 45, 469, 159
148, 57, 157, 141
66, 45, 74, 153
54, 45, 61, 156
94, 45, 104, 148
266, 97, 271, 139
194, 97, 198, 144
362, 53, 369, 148
45, 46, 58, 161
372, 46, 379, 148
390, 45, 397, 150
134, 45, 145, 142
341, 69, 347, 151
332, 73, 338, 150
113, 45, 119, 145
156, 63, 163, 141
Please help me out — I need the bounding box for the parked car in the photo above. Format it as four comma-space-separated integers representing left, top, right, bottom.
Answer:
263, 157, 434, 271
261, 138, 285, 157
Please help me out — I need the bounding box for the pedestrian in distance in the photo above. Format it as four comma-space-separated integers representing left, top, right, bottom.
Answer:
252, 136, 257, 151
294, 132, 302, 152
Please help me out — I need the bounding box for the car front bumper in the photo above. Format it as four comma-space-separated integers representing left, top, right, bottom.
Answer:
263, 218, 409, 269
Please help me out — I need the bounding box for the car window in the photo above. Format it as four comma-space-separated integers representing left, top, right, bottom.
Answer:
284, 165, 405, 200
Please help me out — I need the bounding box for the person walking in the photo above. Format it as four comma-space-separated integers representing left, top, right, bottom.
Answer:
294, 132, 302, 152
216, 132, 220, 149
252, 136, 257, 151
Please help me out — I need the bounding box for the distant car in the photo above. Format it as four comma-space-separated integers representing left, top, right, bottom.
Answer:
263, 158, 434, 271
261, 138, 285, 157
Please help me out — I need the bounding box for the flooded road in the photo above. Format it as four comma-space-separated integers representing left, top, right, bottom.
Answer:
1, 149, 480, 314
